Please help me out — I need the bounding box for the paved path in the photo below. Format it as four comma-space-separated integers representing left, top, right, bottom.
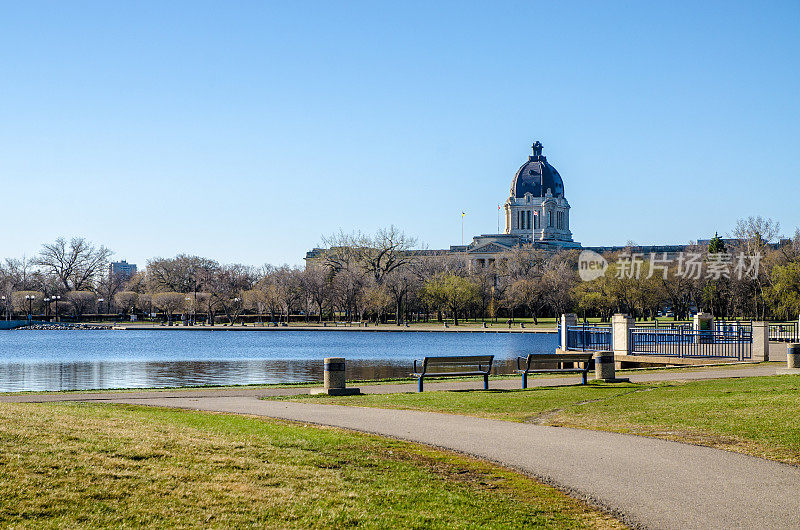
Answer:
3, 363, 798, 529
0, 362, 784, 403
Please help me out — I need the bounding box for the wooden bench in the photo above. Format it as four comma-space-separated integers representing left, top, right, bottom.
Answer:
516, 353, 594, 388
411, 355, 494, 392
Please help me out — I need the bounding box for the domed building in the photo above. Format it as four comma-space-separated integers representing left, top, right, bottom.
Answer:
306, 141, 581, 271
504, 141, 573, 243
455, 141, 579, 269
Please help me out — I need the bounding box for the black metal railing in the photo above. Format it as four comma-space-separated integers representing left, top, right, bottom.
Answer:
769, 321, 799, 343
635, 321, 692, 331
564, 324, 612, 352
629, 328, 751, 360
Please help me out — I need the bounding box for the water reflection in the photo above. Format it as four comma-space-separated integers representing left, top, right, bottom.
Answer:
0, 330, 557, 392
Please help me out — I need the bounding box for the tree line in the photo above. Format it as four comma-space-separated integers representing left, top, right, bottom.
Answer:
2, 217, 800, 324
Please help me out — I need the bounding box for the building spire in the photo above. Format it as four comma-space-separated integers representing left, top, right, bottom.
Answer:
531, 140, 543, 157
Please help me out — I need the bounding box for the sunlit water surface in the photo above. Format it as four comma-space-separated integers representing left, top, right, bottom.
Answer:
0, 329, 558, 392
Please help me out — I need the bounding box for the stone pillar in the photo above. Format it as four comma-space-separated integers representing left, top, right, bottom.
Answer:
560, 313, 577, 351
751, 322, 770, 362
787, 343, 800, 369
692, 312, 714, 331
693, 312, 714, 344
310, 357, 361, 395
612, 314, 633, 357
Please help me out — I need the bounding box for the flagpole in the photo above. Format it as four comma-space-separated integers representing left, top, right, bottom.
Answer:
461, 213, 464, 245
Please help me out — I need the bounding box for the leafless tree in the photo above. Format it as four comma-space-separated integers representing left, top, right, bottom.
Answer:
208, 263, 256, 324
36, 238, 112, 292
322, 226, 418, 285
302, 264, 332, 322
114, 291, 139, 314
153, 292, 186, 323
146, 255, 219, 293
12, 291, 44, 317
66, 291, 97, 321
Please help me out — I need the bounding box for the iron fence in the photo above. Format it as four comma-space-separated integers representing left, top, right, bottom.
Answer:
563, 324, 612, 352
769, 321, 798, 343
629, 328, 751, 360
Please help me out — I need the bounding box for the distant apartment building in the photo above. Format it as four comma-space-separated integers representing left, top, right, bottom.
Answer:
109, 260, 137, 280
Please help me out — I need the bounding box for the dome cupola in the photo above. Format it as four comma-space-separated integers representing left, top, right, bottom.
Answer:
510, 141, 564, 198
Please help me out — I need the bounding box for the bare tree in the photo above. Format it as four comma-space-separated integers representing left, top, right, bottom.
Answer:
731, 216, 781, 319
209, 264, 256, 324
322, 226, 418, 285
12, 291, 44, 317
146, 255, 219, 293
114, 291, 139, 314
153, 292, 186, 323
66, 291, 97, 321
242, 289, 267, 323
36, 238, 112, 291
302, 264, 332, 322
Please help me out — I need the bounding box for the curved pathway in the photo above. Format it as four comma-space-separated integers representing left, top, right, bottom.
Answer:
96, 395, 800, 529
3, 364, 798, 528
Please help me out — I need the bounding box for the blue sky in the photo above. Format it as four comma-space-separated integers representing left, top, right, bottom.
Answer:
1, 1, 798, 267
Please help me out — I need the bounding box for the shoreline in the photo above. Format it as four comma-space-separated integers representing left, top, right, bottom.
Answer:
113, 324, 558, 333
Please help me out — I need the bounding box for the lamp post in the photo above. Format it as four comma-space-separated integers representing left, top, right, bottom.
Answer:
25, 295, 35, 323
52, 295, 61, 322
1, 296, 6, 321
185, 296, 194, 325
44, 297, 50, 320
233, 297, 241, 326
97, 298, 104, 322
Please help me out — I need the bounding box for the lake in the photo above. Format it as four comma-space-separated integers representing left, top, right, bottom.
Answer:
0, 329, 558, 392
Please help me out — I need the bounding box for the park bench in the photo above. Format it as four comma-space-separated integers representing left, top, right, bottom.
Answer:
411, 355, 494, 392
516, 353, 594, 388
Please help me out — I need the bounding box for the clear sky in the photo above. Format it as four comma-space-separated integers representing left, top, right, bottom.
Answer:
1, 1, 798, 267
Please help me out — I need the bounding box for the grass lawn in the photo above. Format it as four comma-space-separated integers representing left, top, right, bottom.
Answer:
0, 402, 622, 529
278, 375, 800, 465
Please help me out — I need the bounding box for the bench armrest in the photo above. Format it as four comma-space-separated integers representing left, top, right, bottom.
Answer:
413, 359, 422, 375
516, 356, 525, 371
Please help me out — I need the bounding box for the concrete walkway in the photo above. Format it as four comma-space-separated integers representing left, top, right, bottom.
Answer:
2, 363, 798, 529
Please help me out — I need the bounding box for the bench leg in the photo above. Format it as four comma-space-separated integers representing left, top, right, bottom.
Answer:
522, 372, 528, 389
484, 374, 489, 390
418, 377, 423, 393
582, 371, 587, 385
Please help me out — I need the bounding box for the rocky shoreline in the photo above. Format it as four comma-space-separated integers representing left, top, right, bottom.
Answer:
14, 323, 110, 331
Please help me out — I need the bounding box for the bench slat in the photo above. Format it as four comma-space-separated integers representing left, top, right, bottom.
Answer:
412, 371, 488, 378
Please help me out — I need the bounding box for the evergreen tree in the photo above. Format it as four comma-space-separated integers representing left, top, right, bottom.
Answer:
708, 232, 726, 254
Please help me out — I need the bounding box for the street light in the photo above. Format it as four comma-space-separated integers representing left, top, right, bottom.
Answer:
44, 297, 50, 319
233, 297, 241, 326
52, 295, 61, 322
97, 299, 104, 322
25, 295, 35, 323
1, 296, 6, 321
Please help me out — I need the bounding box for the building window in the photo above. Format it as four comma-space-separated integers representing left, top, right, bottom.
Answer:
526, 211, 531, 230
548, 211, 553, 227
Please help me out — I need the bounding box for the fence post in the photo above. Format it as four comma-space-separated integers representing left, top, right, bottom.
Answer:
612, 314, 633, 358
693, 312, 714, 344
560, 313, 577, 351
751, 321, 769, 362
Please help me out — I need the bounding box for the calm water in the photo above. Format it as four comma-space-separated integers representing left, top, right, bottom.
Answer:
0, 329, 558, 392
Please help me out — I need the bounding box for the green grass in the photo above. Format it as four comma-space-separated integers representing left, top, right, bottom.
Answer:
278, 375, 800, 465
0, 402, 622, 529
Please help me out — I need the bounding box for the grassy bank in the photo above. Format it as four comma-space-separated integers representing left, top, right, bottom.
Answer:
0, 402, 622, 528
280, 375, 800, 465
